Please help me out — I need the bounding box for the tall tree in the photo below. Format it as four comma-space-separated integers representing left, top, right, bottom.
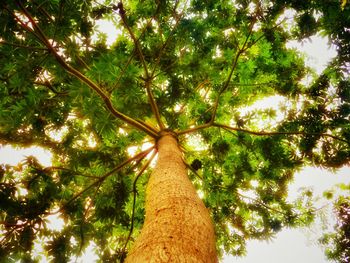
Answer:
0, 0, 349, 262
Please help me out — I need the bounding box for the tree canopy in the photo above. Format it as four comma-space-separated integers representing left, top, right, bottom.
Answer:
0, 0, 349, 262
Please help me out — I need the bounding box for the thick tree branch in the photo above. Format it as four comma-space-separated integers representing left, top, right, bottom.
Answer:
14, 1, 158, 138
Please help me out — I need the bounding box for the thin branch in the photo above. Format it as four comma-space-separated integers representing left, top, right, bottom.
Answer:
121, 149, 157, 258
33, 80, 68, 95
52, 0, 65, 45
178, 122, 349, 145
177, 123, 212, 136
210, 17, 256, 123
149, 0, 186, 78
118, 2, 149, 78
207, 18, 288, 116
58, 146, 154, 212
145, 80, 165, 129
43, 166, 100, 179
230, 82, 270, 86
4, 5, 44, 43
117, 1, 165, 130
0, 40, 48, 51
112, 51, 136, 91
74, 54, 91, 71
214, 123, 349, 144
77, 180, 102, 257
0, 220, 28, 228
237, 192, 286, 215
14, 1, 158, 138
35, 3, 54, 23
111, 3, 156, 91
245, 18, 287, 51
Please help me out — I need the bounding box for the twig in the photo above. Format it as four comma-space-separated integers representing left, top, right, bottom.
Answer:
0, 228, 16, 245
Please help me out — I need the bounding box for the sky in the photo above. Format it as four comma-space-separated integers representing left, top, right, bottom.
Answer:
0, 11, 349, 263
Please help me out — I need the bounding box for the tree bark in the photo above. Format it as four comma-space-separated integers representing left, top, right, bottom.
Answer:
125, 133, 218, 262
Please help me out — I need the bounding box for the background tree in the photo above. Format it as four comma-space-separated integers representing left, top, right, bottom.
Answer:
0, 0, 349, 262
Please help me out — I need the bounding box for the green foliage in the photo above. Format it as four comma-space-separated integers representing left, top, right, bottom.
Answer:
0, 0, 349, 261
320, 195, 350, 263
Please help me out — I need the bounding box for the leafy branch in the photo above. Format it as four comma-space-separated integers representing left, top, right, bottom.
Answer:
56, 146, 155, 213
117, 1, 165, 130
210, 14, 257, 123
42, 166, 101, 179
0, 131, 61, 152
0, 40, 48, 51
149, 0, 186, 78
236, 192, 286, 216
117, 2, 149, 78
176, 123, 212, 136
12, 0, 159, 138
213, 123, 350, 145
177, 122, 349, 145
33, 79, 68, 96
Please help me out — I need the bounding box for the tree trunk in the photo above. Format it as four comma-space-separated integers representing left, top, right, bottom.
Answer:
125, 133, 218, 262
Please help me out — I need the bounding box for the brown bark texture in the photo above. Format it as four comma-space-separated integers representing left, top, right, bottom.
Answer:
125, 133, 218, 262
